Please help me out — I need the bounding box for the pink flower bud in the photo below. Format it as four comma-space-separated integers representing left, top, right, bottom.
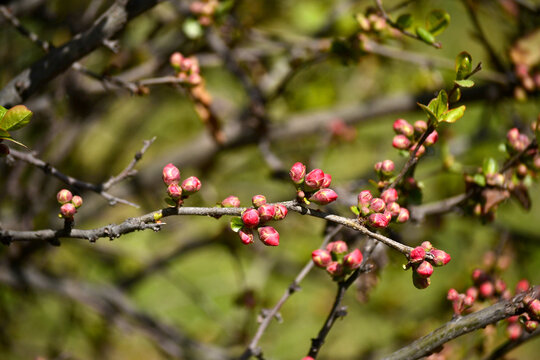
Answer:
241, 208, 260, 228
479, 281, 494, 298
392, 135, 411, 150
309, 188, 338, 205
57, 189, 73, 204
180, 57, 195, 72
360, 206, 370, 216
416, 261, 433, 278
386, 202, 401, 217
495, 278, 507, 294
181, 176, 201, 194
304, 169, 325, 190
368, 213, 390, 228
525, 320, 538, 333
412, 271, 431, 289
421, 241, 433, 251
258, 204, 276, 222
163, 163, 181, 185
312, 249, 332, 268
273, 204, 288, 220
506, 323, 522, 341
188, 73, 202, 86
71, 195, 83, 208
516, 279, 530, 293
528, 299, 540, 319
289, 162, 306, 184
327, 240, 348, 254
413, 120, 428, 134
429, 249, 451, 266
258, 226, 279, 246
425, 130, 439, 146
369, 198, 386, 213
464, 295, 475, 307
381, 160, 395, 175
60, 203, 77, 219
409, 246, 426, 263
393, 118, 414, 137
167, 183, 183, 200
396, 208, 410, 223
447, 288, 459, 301
170, 52, 183, 69
221, 196, 240, 207
321, 173, 332, 188
302, 357, 315, 360
533, 155, 540, 170
466, 287, 478, 302
238, 228, 254, 245
326, 261, 343, 277
507, 128, 520, 142
381, 188, 398, 203
411, 144, 426, 157
358, 190, 373, 206
374, 161, 382, 173
343, 249, 363, 270
252, 195, 267, 208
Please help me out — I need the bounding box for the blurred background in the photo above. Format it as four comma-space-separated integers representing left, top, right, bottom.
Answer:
0, 0, 539, 359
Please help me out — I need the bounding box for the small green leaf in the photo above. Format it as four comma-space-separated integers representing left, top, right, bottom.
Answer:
473, 173, 486, 187
350, 206, 360, 216
230, 217, 244, 233
483, 158, 498, 175
415, 26, 436, 45
441, 105, 466, 123
449, 88, 461, 103
418, 102, 439, 123
455, 51, 472, 80
0, 105, 32, 131
0, 106, 7, 120
454, 79, 475, 88
428, 90, 448, 118
426, 9, 450, 36
398, 149, 410, 157
396, 14, 413, 29
183, 18, 203, 39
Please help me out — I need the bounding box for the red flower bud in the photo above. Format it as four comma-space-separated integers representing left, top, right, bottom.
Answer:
374, 161, 382, 173
60, 203, 77, 219
506, 323, 522, 341
327, 240, 348, 254
309, 188, 338, 205
516, 279, 530, 293
238, 228, 254, 245
416, 261, 433, 278
273, 204, 288, 220
71, 195, 83, 208
369, 198, 386, 213
241, 208, 260, 228
409, 246, 426, 263
525, 320, 538, 333
221, 196, 240, 207
411, 144, 426, 157
312, 249, 332, 268
163, 163, 181, 185
170, 52, 183, 70
358, 190, 373, 206
507, 128, 520, 142
392, 135, 411, 150
421, 241, 433, 251
447, 288, 459, 301
429, 249, 451, 266
528, 299, 540, 319
252, 195, 267, 208
181, 176, 201, 194
386, 202, 401, 217
425, 130, 439, 146
381, 160, 395, 175
302, 357, 315, 360
368, 213, 389, 228
381, 188, 398, 203
464, 295, 475, 307
412, 270, 431, 289
343, 249, 363, 270
258, 226, 279, 246
167, 183, 183, 200
304, 169, 325, 190
466, 287, 478, 302
321, 173, 332, 188
396, 208, 409, 223
289, 162, 306, 184
413, 120, 428, 134
479, 281, 494, 298
180, 57, 195, 72
393, 118, 414, 137
57, 189, 73, 204
495, 278, 507, 294
258, 204, 276, 222
326, 261, 343, 277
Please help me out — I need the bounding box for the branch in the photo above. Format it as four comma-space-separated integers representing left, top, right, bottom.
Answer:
382, 286, 539, 360
0, 0, 163, 107
483, 328, 540, 360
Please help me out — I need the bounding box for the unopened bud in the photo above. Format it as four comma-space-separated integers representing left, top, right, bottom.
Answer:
71, 195, 83, 208
429, 249, 451, 266
57, 189, 73, 204
309, 188, 338, 205
343, 249, 363, 270
495, 278, 507, 294
252, 195, 267, 208
181, 176, 201, 194
411, 144, 426, 157
516, 279, 530, 293
327, 240, 348, 254
506, 323, 522, 341
258, 226, 279, 246
525, 320, 538, 333
425, 130, 439, 146
479, 281, 494, 298
386, 202, 401, 217
238, 228, 254, 245
368, 212, 390, 228
466, 287, 478, 302
326, 261, 343, 277
393, 135, 411, 150
60, 203, 77, 219
369, 198, 386, 213
312, 249, 332, 268
273, 204, 288, 220
241, 208, 260, 228
163, 163, 181, 185
358, 190, 373, 206
321, 173, 332, 188
381, 188, 398, 203
414, 120, 428, 134
170, 52, 183, 70
507, 128, 520, 143
289, 162, 306, 184
396, 208, 409, 223
416, 261, 433, 278
409, 246, 426, 263
421, 241, 433, 251
393, 118, 414, 137
221, 196, 240, 207
412, 271, 431, 289
374, 161, 383, 173
447, 288, 459, 301
381, 160, 395, 175
258, 204, 276, 222
304, 169, 325, 190
528, 299, 540, 319
167, 183, 183, 200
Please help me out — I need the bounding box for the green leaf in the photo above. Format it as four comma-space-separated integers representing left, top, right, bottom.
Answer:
165, 198, 177, 207
449, 88, 461, 103
0, 128, 9, 138
428, 90, 448, 118
396, 14, 413, 29
441, 105, 466, 123
455, 51, 472, 80
230, 217, 244, 233
415, 26, 436, 45
454, 79, 475, 88
483, 158, 498, 175
0, 134, 28, 148
0, 106, 7, 120
350, 206, 360, 216
426, 9, 450, 36
183, 18, 203, 39
418, 103, 438, 123
473, 174, 486, 187
0, 105, 33, 131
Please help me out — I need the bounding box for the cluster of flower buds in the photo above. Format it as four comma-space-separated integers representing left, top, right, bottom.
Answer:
405, 241, 450, 289
236, 195, 287, 246
392, 119, 438, 158
351, 188, 409, 228
513, 63, 540, 101
162, 163, 201, 206
189, 0, 219, 26
328, 119, 357, 142
311, 241, 363, 281
169, 52, 202, 86
289, 162, 338, 206
507, 126, 539, 177
56, 189, 83, 220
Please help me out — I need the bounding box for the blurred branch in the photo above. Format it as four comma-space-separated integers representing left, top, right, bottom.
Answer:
7, 137, 155, 207
483, 328, 540, 360
382, 286, 539, 360
0, 0, 163, 107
